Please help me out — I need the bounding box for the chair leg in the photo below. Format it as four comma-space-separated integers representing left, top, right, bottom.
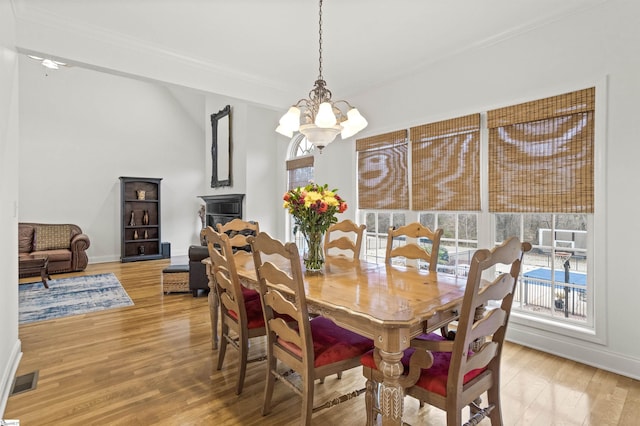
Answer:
365, 378, 376, 426
262, 356, 276, 416
302, 370, 314, 426
487, 384, 503, 425
447, 408, 462, 426
236, 330, 248, 395
216, 322, 228, 370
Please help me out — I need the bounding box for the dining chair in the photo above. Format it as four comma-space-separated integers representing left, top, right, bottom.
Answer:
248, 231, 374, 425
385, 222, 444, 271
362, 237, 531, 426
216, 218, 261, 291
323, 219, 366, 260
204, 226, 266, 395
216, 218, 260, 253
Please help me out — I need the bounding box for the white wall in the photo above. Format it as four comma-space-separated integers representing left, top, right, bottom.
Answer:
312, 0, 640, 378
18, 59, 208, 261
0, 2, 22, 417
202, 95, 283, 238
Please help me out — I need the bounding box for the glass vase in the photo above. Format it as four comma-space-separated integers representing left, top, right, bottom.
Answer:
302, 230, 324, 272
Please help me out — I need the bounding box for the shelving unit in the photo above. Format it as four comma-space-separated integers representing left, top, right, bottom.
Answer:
120, 177, 163, 262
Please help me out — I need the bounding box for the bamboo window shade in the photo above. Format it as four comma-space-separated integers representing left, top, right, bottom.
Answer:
356, 130, 409, 209
487, 88, 594, 213
286, 156, 314, 190
410, 114, 481, 211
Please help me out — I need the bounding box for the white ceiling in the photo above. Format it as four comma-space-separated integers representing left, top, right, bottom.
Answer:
13, 0, 608, 106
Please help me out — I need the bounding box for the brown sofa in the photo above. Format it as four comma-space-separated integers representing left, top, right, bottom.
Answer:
19, 223, 91, 276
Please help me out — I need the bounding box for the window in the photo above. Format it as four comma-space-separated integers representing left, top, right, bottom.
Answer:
361, 210, 478, 275
495, 213, 590, 324
356, 130, 409, 209
286, 135, 314, 247
357, 88, 597, 333
487, 88, 595, 327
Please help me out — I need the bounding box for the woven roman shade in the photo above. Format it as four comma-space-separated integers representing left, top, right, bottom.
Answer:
487, 88, 595, 213
286, 156, 314, 190
410, 114, 481, 211
356, 130, 409, 209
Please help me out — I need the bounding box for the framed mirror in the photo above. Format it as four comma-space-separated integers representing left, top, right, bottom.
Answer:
211, 105, 232, 187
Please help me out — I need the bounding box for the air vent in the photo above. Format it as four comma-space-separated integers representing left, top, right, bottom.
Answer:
10, 371, 38, 396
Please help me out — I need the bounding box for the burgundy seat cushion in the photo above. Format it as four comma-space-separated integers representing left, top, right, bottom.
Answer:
361, 332, 485, 396
279, 316, 373, 368
228, 297, 265, 329
241, 285, 260, 302
227, 296, 293, 330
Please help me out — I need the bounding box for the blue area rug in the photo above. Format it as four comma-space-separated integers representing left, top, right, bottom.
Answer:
19, 273, 134, 324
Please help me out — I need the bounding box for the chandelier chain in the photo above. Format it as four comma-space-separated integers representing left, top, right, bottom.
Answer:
318, 0, 323, 80
275, 0, 367, 148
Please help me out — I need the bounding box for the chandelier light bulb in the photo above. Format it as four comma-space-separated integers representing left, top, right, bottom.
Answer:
314, 102, 337, 128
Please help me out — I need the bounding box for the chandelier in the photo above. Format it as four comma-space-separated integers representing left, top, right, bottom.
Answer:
275, 0, 368, 151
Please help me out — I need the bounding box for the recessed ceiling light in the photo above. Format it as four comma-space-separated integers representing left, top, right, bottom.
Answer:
27, 55, 68, 70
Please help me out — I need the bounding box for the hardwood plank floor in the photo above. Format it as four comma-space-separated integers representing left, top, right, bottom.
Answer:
6, 259, 640, 425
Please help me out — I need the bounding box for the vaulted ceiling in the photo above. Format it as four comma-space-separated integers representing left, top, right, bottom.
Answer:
12, 0, 608, 108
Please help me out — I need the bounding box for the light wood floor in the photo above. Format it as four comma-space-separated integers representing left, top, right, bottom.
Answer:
6, 259, 640, 425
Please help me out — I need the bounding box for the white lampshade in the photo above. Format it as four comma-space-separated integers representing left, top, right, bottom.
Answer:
340, 108, 368, 139
275, 124, 293, 137
314, 102, 337, 128
346, 108, 368, 132
279, 107, 301, 132
340, 120, 358, 139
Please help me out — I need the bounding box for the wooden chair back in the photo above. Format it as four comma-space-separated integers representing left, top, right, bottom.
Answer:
205, 227, 246, 333
216, 218, 260, 252
204, 226, 266, 395
385, 222, 443, 271
249, 231, 373, 425
407, 237, 532, 425
323, 219, 366, 260
249, 232, 311, 372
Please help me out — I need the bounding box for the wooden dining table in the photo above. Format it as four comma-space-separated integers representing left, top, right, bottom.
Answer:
204, 253, 466, 425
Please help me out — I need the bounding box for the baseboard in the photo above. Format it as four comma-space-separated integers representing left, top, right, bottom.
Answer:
0, 339, 22, 418
507, 325, 640, 381
89, 251, 188, 265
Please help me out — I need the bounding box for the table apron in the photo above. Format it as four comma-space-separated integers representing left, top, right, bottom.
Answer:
309, 302, 461, 353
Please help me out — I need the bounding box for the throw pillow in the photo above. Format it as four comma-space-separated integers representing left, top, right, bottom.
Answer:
34, 224, 71, 251
18, 226, 34, 253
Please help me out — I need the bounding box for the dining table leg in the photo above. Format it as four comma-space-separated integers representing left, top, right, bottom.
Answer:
376, 348, 406, 426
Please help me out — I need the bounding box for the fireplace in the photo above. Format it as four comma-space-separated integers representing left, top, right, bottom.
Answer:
198, 194, 245, 229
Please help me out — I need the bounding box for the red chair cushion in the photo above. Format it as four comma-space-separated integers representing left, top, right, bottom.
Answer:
360, 333, 485, 397
241, 285, 260, 302
278, 316, 373, 368
228, 297, 265, 329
